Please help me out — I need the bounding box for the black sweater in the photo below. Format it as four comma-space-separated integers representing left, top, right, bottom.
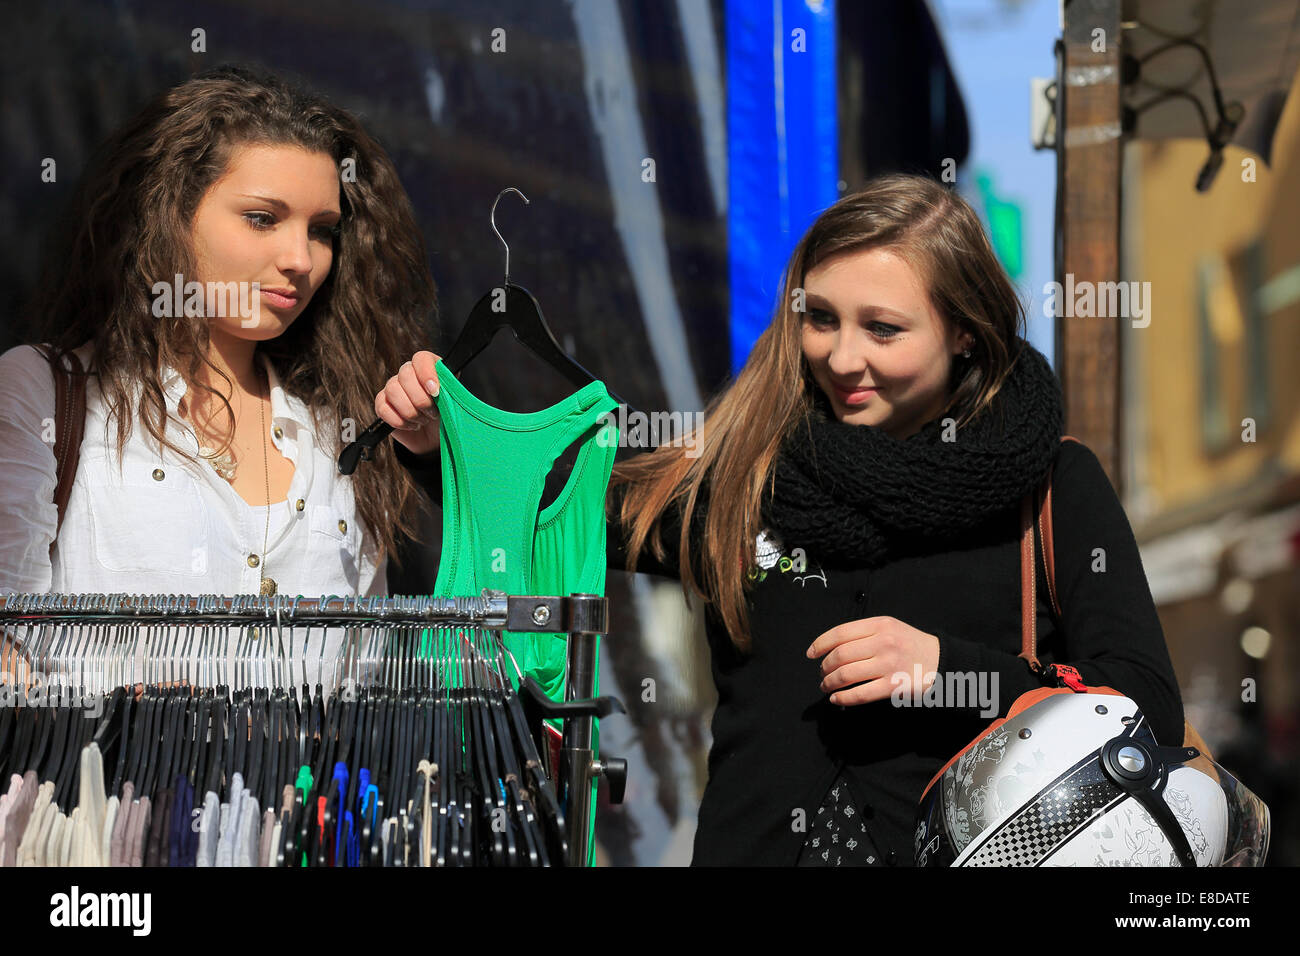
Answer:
395, 437, 1185, 867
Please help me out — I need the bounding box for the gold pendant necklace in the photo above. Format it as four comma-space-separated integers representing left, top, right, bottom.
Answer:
257, 362, 276, 596
199, 447, 238, 481
196, 361, 277, 595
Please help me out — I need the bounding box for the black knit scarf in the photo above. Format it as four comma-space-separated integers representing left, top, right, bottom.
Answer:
763, 341, 1064, 568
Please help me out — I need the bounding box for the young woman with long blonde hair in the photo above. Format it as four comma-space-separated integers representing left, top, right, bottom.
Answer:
383, 173, 1184, 866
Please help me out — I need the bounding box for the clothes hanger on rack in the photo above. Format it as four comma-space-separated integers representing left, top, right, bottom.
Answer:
464, 628, 508, 865
337, 186, 635, 475
474, 627, 532, 863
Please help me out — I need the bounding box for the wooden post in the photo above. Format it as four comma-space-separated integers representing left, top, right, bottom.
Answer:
1059, 0, 1123, 488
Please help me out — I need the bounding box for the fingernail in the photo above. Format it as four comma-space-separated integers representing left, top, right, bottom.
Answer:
426, 379, 439, 396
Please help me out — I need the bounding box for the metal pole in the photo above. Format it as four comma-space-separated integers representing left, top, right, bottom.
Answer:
561, 593, 606, 866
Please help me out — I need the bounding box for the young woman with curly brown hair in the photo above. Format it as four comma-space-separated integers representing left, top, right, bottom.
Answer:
1, 65, 436, 685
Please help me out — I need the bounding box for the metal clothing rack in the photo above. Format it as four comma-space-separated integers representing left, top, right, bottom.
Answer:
0, 589, 618, 867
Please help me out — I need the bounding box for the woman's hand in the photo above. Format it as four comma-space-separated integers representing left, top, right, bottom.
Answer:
376, 351, 441, 456
806, 615, 941, 706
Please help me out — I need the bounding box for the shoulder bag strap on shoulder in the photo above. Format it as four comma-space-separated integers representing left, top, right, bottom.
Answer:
1019, 435, 1081, 672
1020, 435, 1213, 759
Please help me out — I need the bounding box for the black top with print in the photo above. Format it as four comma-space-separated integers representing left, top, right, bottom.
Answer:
396, 437, 1186, 867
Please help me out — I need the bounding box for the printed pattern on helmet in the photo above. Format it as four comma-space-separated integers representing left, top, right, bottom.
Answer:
1077, 798, 1181, 867
941, 727, 1010, 854
1164, 784, 1213, 864
965, 759, 1125, 866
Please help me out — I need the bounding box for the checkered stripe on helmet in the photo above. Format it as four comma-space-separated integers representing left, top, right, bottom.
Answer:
965, 758, 1128, 866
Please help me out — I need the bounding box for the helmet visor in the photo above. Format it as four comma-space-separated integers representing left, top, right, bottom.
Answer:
1210, 760, 1271, 867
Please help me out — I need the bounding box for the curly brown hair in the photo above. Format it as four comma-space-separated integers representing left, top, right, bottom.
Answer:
23, 63, 437, 576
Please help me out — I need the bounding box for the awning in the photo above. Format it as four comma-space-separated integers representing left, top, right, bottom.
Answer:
1140, 501, 1300, 605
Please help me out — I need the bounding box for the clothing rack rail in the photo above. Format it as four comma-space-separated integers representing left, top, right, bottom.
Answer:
0, 590, 614, 866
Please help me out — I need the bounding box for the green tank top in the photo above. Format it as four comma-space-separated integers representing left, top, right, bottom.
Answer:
427, 359, 620, 864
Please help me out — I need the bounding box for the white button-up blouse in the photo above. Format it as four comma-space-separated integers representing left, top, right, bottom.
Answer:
0, 342, 387, 679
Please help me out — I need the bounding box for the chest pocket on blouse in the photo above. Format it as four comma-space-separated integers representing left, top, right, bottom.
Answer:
83, 454, 210, 576
309, 502, 361, 587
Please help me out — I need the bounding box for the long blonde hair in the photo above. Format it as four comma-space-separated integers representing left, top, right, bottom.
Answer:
610, 173, 1028, 650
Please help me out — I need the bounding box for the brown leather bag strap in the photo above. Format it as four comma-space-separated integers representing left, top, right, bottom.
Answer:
1020, 435, 1213, 761
33, 344, 88, 554
1018, 493, 1039, 668
1019, 436, 1082, 669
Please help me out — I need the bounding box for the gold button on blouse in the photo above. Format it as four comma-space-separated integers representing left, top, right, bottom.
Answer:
295, 498, 305, 512
247, 554, 260, 568
338, 519, 348, 534
152, 468, 165, 481
273, 426, 283, 440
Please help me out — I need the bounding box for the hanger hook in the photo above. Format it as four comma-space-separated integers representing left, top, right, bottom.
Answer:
490, 187, 530, 285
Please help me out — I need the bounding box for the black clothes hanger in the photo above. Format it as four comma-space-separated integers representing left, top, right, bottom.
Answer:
109, 692, 133, 798
92, 686, 126, 760
382, 690, 417, 864
141, 688, 171, 803
229, 693, 248, 790
37, 688, 71, 784
410, 689, 432, 813
49, 707, 76, 811
205, 696, 227, 799
517, 673, 625, 774
170, 689, 191, 788
190, 695, 211, 796
245, 691, 265, 805
28, 692, 53, 782
150, 690, 174, 801
337, 187, 633, 476
464, 660, 503, 865
503, 679, 567, 862
48, 698, 79, 808
262, 691, 281, 812
180, 688, 199, 768
9, 701, 34, 778
360, 692, 392, 865
360, 691, 387, 866
433, 665, 450, 867
0, 697, 14, 779
482, 653, 538, 864
139, 687, 163, 799
300, 689, 340, 865
124, 690, 152, 792
57, 708, 96, 812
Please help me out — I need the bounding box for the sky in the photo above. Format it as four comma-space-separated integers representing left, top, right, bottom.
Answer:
930, 0, 1063, 363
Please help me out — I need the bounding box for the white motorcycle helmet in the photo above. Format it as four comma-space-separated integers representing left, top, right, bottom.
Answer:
915, 688, 1270, 867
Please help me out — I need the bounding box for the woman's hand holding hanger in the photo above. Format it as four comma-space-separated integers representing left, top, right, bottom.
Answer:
376, 351, 442, 456
807, 616, 941, 707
